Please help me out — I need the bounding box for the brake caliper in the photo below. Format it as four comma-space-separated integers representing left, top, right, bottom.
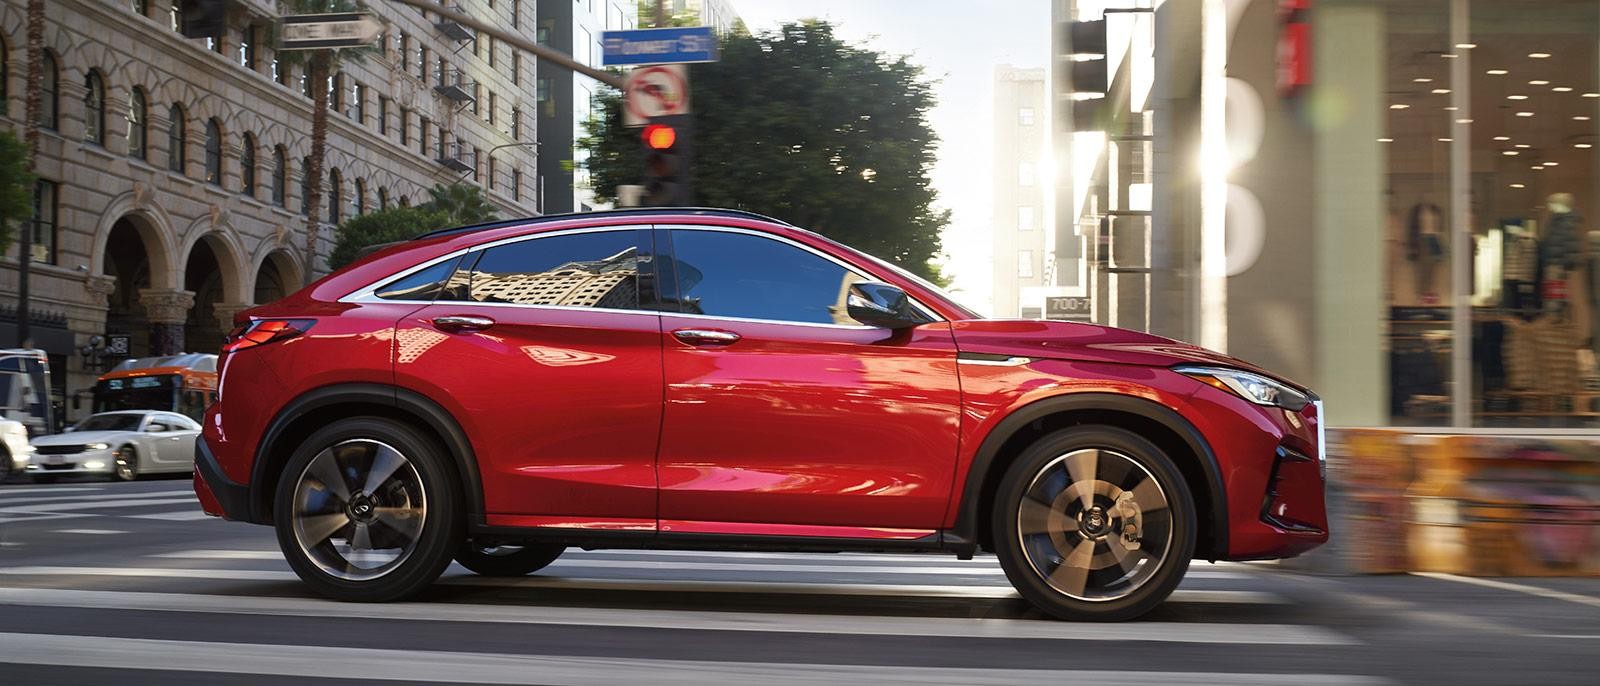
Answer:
1112, 491, 1143, 551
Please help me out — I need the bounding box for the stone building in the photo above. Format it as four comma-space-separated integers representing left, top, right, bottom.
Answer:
0, 0, 540, 420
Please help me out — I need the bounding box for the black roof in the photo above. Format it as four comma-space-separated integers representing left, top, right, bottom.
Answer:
412, 207, 794, 241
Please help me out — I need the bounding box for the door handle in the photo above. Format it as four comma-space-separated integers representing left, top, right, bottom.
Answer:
672, 328, 741, 346
432, 315, 496, 333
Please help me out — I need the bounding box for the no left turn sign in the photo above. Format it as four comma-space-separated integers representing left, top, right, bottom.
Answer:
624, 65, 689, 127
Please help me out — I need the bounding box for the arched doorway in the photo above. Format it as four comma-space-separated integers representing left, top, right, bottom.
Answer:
254, 250, 302, 304
184, 239, 227, 352
105, 218, 154, 358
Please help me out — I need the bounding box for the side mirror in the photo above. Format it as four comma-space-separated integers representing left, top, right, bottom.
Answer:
145, 424, 164, 433
846, 282, 923, 329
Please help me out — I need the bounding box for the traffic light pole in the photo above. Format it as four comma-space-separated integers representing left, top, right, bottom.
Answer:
382, 0, 625, 89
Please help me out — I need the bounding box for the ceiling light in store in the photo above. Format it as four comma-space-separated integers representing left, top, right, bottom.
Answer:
1518, 111, 1536, 117
1508, 94, 1530, 100
1511, 183, 1527, 188
1487, 69, 1510, 75
1530, 80, 1551, 86
1545, 161, 1560, 167
1443, 53, 1459, 59
1378, 138, 1394, 143
1577, 143, 1594, 149
1529, 52, 1552, 59
1516, 144, 1532, 149
1554, 86, 1574, 92
1532, 165, 1545, 170
1504, 150, 1520, 156
1390, 103, 1410, 110
1444, 106, 1459, 111
1577, 116, 1592, 121
1439, 137, 1454, 142
1414, 77, 1433, 83
1586, 93, 1600, 98
1456, 43, 1477, 49
1456, 118, 1473, 124
1431, 88, 1452, 94
1495, 136, 1512, 141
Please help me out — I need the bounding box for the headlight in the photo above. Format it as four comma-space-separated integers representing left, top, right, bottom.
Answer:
1176, 365, 1311, 411
85, 442, 111, 451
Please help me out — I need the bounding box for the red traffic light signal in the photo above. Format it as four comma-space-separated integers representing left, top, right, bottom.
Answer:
643, 124, 677, 150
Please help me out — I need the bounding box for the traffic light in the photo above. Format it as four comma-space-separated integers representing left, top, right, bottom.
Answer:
640, 115, 692, 206
178, 0, 229, 41
1061, 18, 1109, 131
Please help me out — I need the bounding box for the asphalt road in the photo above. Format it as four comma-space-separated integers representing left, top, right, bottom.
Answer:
1, 477, 1597, 685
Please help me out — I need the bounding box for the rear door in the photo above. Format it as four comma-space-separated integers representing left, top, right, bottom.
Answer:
392, 227, 664, 530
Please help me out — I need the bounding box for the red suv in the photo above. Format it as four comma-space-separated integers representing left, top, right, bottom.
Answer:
194, 208, 1327, 621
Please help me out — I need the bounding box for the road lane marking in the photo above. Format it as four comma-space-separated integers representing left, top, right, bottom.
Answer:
126, 510, 214, 521
0, 566, 1285, 604
48, 529, 129, 535
0, 486, 104, 495
0, 497, 197, 515
0, 588, 1346, 645
1411, 572, 1600, 610
0, 489, 193, 507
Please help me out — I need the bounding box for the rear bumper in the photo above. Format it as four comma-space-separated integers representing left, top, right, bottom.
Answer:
194, 437, 253, 522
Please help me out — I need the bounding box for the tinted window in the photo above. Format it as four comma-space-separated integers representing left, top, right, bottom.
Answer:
75, 414, 143, 432
669, 230, 863, 325
455, 230, 644, 309
375, 255, 463, 301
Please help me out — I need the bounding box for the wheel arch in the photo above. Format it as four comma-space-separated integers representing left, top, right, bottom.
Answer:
247, 383, 483, 524
952, 392, 1228, 560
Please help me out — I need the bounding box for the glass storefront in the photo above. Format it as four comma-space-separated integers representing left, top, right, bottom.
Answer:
1383, 0, 1600, 427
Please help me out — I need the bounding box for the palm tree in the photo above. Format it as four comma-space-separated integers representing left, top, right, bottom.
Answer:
276, 0, 379, 277
425, 182, 500, 225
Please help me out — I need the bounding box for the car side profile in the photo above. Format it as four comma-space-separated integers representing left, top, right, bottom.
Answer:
31, 410, 201, 482
194, 208, 1327, 621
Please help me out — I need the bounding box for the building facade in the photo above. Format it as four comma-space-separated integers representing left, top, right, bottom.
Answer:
991, 65, 1048, 319
0, 0, 539, 421
535, 0, 635, 214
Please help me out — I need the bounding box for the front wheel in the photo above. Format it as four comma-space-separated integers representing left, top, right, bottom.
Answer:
992, 426, 1196, 622
112, 445, 139, 482
273, 417, 462, 602
455, 542, 566, 576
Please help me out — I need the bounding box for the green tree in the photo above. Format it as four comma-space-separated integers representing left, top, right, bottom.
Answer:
580, 21, 949, 280
425, 182, 500, 225
0, 130, 35, 255
327, 205, 451, 270
276, 0, 381, 276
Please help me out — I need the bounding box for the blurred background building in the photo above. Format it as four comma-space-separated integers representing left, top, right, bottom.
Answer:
0, 0, 539, 418
535, 0, 636, 214
991, 65, 1047, 319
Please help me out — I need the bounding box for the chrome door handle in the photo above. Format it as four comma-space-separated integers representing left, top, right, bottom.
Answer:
432, 315, 496, 333
672, 328, 741, 346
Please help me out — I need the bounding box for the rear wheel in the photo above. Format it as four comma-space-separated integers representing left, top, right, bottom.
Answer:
454, 542, 565, 576
273, 417, 462, 602
112, 445, 139, 482
992, 426, 1196, 621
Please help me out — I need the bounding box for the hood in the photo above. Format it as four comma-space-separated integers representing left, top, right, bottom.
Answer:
31, 430, 131, 446
950, 319, 1306, 389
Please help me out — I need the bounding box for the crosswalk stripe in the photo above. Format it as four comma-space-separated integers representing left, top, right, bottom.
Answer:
0, 566, 1285, 604
146, 550, 1246, 579
0, 486, 105, 496
0, 588, 1352, 645
0, 632, 1384, 684
0, 489, 192, 507
126, 510, 214, 521
0, 496, 197, 515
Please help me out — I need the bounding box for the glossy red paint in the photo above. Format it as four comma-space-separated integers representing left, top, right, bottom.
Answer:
196, 209, 1326, 567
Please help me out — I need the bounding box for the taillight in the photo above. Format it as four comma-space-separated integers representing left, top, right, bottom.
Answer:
222, 319, 314, 353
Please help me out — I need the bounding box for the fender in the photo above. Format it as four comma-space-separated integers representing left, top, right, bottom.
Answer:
949, 392, 1229, 558
249, 382, 484, 523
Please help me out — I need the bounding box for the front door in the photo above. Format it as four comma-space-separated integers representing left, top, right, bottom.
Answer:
394, 227, 663, 530
655, 227, 963, 535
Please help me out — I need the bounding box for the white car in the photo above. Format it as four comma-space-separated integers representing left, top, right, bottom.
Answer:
26, 410, 201, 482
1, 418, 31, 481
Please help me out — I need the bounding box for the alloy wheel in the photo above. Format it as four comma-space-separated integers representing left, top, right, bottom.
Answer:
1016, 448, 1174, 602
113, 447, 137, 481
290, 438, 427, 582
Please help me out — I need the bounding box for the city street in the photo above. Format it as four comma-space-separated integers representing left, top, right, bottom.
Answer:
0, 479, 1594, 685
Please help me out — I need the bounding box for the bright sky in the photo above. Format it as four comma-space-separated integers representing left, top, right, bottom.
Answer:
732, 1, 1050, 313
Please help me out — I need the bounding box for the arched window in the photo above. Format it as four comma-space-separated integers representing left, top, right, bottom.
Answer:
39, 52, 58, 130
83, 71, 106, 145
240, 133, 257, 196
167, 104, 185, 173
353, 178, 366, 216
327, 168, 343, 224
300, 157, 313, 216
377, 187, 388, 210
272, 146, 287, 206
126, 88, 148, 160
204, 118, 223, 186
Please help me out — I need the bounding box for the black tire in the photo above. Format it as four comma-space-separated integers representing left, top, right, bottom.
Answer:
0, 448, 11, 482
455, 542, 566, 576
992, 425, 1196, 622
113, 445, 140, 482
273, 417, 463, 602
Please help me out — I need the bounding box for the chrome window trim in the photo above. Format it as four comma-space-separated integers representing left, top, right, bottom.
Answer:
659, 224, 945, 325
956, 356, 1034, 367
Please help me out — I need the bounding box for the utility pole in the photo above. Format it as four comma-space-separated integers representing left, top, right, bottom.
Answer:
654, 0, 668, 27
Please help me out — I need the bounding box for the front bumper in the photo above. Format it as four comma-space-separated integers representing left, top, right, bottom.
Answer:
194, 437, 252, 521
24, 448, 116, 476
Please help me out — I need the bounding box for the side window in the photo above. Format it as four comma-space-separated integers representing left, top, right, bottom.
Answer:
669, 230, 865, 325
454, 230, 645, 309
375, 255, 464, 301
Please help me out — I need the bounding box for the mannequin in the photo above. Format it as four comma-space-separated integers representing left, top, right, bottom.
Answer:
1543, 193, 1582, 312
1407, 203, 1446, 305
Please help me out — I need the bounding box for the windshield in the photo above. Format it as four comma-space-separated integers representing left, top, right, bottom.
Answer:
74, 414, 145, 433
804, 232, 982, 319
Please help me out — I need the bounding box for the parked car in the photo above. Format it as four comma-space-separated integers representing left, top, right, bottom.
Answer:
28, 410, 201, 482
194, 208, 1328, 621
0, 418, 31, 481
